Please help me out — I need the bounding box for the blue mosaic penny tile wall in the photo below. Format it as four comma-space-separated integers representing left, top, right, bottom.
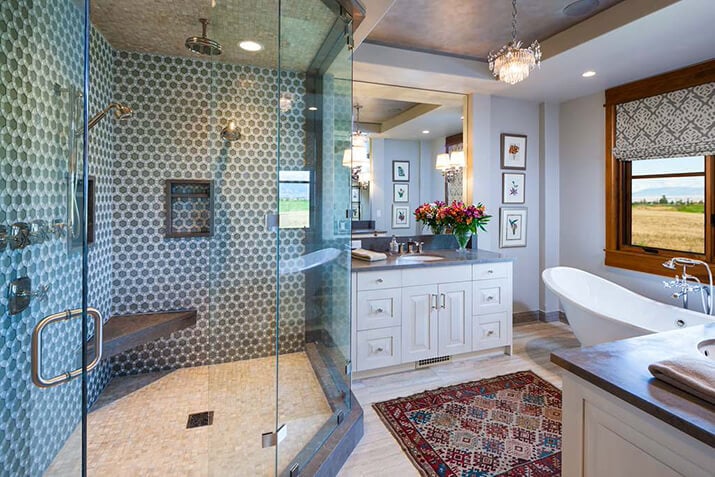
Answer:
0, 0, 114, 474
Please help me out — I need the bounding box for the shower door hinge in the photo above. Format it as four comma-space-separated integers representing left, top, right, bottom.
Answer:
344, 360, 352, 375
265, 213, 279, 232
289, 463, 300, 477
261, 424, 287, 448
336, 410, 345, 425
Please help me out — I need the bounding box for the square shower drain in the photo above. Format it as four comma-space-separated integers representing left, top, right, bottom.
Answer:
186, 411, 214, 429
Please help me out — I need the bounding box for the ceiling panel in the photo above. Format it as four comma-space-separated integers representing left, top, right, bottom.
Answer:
366, 0, 624, 60
90, 0, 336, 71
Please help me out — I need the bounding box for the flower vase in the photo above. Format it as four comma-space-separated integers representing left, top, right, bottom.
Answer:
429, 224, 444, 235
453, 230, 473, 252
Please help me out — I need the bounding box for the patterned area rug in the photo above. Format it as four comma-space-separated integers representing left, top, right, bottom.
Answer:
373, 371, 562, 477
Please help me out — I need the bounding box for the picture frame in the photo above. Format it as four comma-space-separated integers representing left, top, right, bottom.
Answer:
392, 160, 410, 182
499, 207, 527, 248
502, 172, 525, 204
392, 205, 410, 228
393, 183, 409, 203
351, 187, 360, 203
351, 207, 360, 219
500, 133, 527, 170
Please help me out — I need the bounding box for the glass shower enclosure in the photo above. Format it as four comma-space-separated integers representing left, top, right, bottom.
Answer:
0, 0, 356, 475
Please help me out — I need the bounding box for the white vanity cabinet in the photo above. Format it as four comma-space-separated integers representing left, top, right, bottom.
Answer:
351, 260, 513, 374
401, 280, 472, 362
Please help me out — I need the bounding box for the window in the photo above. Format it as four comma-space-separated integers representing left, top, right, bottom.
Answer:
627, 157, 706, 254
278, 171, 311, 228
604, 61, 715, 277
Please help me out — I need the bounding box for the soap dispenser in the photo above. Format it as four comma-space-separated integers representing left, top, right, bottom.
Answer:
389, 235, 399, 255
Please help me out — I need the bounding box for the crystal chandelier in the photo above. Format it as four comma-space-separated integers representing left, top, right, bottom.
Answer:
488, 0, 541, 85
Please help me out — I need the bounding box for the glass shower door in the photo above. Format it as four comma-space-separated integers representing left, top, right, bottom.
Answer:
277, 1, 354, 473
1, 0, 88, 475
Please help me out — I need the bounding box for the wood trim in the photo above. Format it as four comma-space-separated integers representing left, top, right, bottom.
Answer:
605, 103, 618, 251
605, 60, 715, 277
605, 59, 715, 105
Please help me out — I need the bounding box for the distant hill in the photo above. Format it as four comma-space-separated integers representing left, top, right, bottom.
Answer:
632, 186, 703, 202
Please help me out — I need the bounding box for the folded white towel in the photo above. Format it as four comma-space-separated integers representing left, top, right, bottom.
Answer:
351, 248, 387, 262
648, 356, 715, 405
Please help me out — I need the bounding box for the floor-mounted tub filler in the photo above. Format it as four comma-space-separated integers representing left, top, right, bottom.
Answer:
542, 266, 715, 347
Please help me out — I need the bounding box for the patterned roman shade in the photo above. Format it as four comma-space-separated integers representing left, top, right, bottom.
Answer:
613, 82, 715, 161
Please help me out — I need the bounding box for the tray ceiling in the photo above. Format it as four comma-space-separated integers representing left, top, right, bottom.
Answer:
366, 0, 624, 60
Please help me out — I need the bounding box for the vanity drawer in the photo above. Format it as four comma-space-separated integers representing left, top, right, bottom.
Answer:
401, 265, 471, 287
473, 279, 511, 315
357, 270, 402, 291
356, 289, 401, 330
472, 262, 511, 280
356, 326, 402, 371
473, 312, 509, 350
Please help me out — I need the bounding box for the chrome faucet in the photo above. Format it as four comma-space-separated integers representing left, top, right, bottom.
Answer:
662, 257, 714, 315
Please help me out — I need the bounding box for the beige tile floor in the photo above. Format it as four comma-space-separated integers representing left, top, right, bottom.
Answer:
46, 352, 333, 476
338, 321, 579, 477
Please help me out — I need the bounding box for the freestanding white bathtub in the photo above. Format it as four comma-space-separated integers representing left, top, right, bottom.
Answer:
542, 266, 714, 347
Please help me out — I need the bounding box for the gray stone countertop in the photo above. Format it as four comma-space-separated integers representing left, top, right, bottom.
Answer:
552, 323, 715, 447
351, 248, 512, 272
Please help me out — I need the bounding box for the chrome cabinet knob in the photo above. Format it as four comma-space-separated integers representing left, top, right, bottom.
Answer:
376, 278, 384, 283
487, 269, 494, 274
375, 307, 384, 313
486, 330, 494, 336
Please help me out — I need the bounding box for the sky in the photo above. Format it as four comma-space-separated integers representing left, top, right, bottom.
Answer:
630, 156, 703, 196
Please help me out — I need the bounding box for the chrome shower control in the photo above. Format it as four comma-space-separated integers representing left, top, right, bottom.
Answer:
30, 220, 49, 243
9, 222, 31, 250
0, 225, 7, 251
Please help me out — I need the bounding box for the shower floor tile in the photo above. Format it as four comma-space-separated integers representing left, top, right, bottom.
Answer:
46, 352, 332, 476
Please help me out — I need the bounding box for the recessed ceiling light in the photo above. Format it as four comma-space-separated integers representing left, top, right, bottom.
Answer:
422, 130, 430, 134
308, 106, 318, 111
239, 41, 263, 52
582, 70, 596, 78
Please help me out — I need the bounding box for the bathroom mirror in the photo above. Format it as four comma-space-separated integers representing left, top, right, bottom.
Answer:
350, 82, 467, 238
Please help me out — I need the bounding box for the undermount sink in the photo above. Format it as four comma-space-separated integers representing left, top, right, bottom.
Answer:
697, 339, 715, 359
397, 255, 444, 263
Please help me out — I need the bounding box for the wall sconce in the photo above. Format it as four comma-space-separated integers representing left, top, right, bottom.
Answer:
279, 93, 293, 112
436, 150, 465, 182
342, 135, 370, 189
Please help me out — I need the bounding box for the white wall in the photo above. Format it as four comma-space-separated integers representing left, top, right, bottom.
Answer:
370, 138, 444, 236
470, 95, 542, 313
558, 92, 704, 311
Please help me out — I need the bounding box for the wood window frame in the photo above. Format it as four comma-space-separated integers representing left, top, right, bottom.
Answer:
604, 60, 715, 279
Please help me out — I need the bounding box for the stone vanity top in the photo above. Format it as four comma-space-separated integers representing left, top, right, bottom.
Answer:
552, 323, 715, 447
351, 248, 512, 272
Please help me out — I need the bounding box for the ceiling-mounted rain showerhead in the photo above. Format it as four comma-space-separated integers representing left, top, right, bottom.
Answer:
185, 18, 222, 56
221, 120, 241, 142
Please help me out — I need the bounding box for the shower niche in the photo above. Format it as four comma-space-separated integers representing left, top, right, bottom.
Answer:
164, 179, 214, 238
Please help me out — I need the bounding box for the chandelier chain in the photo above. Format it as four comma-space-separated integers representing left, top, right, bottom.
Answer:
511, 0, 517, 43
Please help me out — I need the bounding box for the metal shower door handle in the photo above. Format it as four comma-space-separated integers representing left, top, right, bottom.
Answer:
31, 307, 103, 388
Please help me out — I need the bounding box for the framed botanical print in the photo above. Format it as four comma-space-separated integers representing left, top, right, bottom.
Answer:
501, 133, 527, 170
500, 207, 527, 248
392, 205, 410, 228
502, 173, 525, 204
392, 160, 410, 182
351, 187, 360, 203
393, 183, 409, 202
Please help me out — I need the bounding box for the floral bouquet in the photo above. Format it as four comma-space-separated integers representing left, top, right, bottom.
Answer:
414, 201, 447, 234
437, 201, 491, 250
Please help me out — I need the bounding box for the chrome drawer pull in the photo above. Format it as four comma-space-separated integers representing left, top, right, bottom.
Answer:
31, 307, 104, 388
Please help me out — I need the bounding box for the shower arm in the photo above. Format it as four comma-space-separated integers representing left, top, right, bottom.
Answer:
87, 103, 121, 131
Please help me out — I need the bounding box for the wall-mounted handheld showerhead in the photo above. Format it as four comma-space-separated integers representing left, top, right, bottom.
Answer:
87, 102, 133, 130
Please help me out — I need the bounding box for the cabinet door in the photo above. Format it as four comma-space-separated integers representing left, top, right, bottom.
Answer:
438, 281, 472, 355
401, 285, 438, 362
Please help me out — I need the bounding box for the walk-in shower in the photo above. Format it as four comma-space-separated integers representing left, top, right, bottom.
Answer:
1, 0, 361, 475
